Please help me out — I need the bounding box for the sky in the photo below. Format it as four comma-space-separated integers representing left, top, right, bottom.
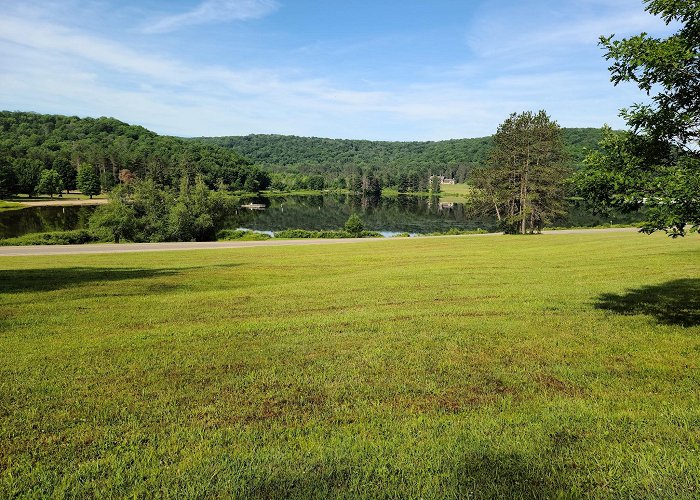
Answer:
0, 0, 675, 140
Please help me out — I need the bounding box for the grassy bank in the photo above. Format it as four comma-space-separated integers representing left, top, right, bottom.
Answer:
0, 200, 25, 212
7, 193, 108, 202
440, 182, 473, 197
1, 233, 699, 497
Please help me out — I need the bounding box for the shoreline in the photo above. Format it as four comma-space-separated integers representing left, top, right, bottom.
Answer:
0, 228, 639, 256
17, 198, 109, 207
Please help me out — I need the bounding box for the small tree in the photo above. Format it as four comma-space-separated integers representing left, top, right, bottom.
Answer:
37, 169, 64, 198
88, 186, 137, 243
429, 175, 441, 194
53, 158, 76, 193
77, 164, 100, 199
345, 214, 364, 236
0, 159, 18, 198
168, 175, 231, 241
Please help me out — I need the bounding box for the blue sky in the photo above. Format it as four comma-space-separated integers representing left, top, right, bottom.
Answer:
0, 0, 674, 140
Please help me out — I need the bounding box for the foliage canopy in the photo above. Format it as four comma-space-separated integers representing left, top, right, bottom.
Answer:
0, 111, 269, 197
576, 0, 700, 236
37, 169, 64, 198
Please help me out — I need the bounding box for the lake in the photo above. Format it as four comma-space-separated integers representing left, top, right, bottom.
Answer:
0, 194, 639, 240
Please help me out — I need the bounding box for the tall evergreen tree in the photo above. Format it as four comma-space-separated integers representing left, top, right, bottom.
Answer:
473, 111, 569, 234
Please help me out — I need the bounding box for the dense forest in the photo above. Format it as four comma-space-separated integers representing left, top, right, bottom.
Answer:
194, 128, 604, 186
0, 111, 606, 197
0, 111, 270, 197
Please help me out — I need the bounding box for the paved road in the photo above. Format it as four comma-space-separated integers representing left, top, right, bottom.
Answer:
0, 228, 639, 257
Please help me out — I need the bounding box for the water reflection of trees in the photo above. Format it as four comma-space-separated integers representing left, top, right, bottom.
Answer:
0, 206, 96, 239
225, 194, 496, 234
3, 195, 629, 239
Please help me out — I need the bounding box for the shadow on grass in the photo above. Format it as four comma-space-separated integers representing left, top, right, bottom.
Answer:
594, 278, 700, 327
454, 449, 568, 498
0, 264, 241, 294
243, 449, 568, 499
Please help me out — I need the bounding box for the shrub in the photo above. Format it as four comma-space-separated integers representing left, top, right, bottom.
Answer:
274, 229, 384, 239
423, 228, 489, 236
217, 229, 271, 241
360, 231, 383, 238
275, 229, 325, 239
344, 214, 364, 236
0, 230, 99, 246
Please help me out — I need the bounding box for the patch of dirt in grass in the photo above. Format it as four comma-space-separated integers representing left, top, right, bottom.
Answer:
392, 378, 520, 414
533, 373, 586, 397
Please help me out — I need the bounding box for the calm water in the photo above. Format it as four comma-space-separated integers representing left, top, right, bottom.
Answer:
0, 194, 640, 239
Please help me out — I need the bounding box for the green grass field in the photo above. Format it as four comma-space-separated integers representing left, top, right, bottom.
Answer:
1, 233, 699, 497
440, 182, 473, 197
6, 192, 108, 202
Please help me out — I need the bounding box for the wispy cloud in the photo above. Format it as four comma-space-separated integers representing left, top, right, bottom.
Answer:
143, 0, 279, 34
0, 0, 669, 140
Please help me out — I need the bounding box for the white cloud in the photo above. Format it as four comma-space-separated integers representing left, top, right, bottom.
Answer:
0, 3, 652, 140
143, 0, 279, 34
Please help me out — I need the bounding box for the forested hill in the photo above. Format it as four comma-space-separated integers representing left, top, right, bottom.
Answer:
0, 111, 605, 196
0, 111, 269, 195
194, 128, 605, 175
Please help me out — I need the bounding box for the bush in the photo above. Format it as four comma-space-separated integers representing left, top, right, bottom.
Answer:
344, 214, 364, 236
274, 229, 384, 239
0, 230, 99, 246
423, 228, 489, 236
275, 229, 343, 239
216, 229, 271, 241
89, 190, 137, 243
360, 231, 383, 238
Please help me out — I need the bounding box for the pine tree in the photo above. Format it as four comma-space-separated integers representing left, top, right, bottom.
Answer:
473, 111, 569, 234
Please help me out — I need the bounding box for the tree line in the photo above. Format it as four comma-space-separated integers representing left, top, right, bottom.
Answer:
0, 111, 270, 198
193, 128, 604, 191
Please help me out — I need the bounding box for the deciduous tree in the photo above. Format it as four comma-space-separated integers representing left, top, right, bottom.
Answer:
53, 157, 76, 193
77, 164, 101, 199
37, 169, 64, 198
576, 0, 700, 236
88, 186, 137, 243
0, 158, 18, 198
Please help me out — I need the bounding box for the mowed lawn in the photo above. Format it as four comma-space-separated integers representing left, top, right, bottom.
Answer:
1, 233, 699, 498
440, 182, 473, 196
